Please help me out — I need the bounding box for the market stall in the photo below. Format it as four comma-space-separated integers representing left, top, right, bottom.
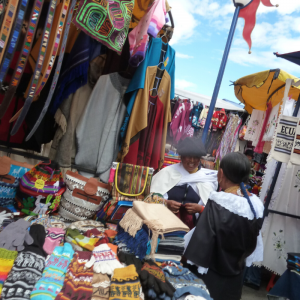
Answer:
233, 69, 300, 297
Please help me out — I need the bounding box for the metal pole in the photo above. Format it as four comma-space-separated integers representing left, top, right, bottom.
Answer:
202, 5, 241, 143
263, 93, 300, 220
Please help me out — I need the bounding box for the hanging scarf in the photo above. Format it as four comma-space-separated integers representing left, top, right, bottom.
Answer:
0, 0, 30, 84
0, 0, 44, 119
25, 0, 77, 141
10, 0, 58, 136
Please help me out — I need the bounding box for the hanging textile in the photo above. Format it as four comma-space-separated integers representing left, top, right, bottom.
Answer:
268, 115, 298, 163
254, 102, 272, 154
50, 31, 103, 114
0, 0, 44, 119
25, 0, 78, 141
119, 66, 171, 170
216, 114, 241, 161
73, 0, 134, 54
119, 38, 175, 143
129, 0, 153, 28
211, 108, 227, 131
0, 0, 30, 84
10, 0, 58, 135
244, 109, 265, 143
0, 0, 19, 63
129, 0, 166, 66
262, 164, 300, 275
75, 73, 131, 182
263, 103, 280, 141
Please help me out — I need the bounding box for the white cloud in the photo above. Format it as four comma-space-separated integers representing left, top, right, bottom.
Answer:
257, 0, 300, 15
176, 79, 197, 90
176, 52, 194, 59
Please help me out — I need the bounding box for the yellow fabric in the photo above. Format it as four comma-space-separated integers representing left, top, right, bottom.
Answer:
109, 265, 140, 300
0, 249, 18, 294
130, 0, 154, 28
26, 2, 64, 98
234, 69, 300, 113
119, 66, 171, 169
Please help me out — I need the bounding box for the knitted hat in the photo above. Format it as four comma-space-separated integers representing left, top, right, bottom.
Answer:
0, 248, 18, 295
92, 273, 111, 300
85, 244, 123, 275
177, 137, 206, 157
43, 227, 65, 255
109, 265, 141, 300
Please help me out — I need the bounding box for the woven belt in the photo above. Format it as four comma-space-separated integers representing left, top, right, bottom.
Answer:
0, 0, 19, 63
10, 0, 57, 135
25, 0, 77, 141
0, 0, 44, 119
0, 0, 30, 84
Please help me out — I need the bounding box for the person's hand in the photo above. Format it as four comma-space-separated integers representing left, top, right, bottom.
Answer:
165, 200, 181, 214
185, 203, 203, 215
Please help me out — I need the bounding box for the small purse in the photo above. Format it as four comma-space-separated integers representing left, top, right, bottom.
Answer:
58, 171, 110, 221
0, 156, 33, 211
15, 162, 66, 214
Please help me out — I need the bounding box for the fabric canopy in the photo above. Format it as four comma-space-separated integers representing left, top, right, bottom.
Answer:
274, 51, 300, 66
175, 88, 244, 111
233, 69, 300, 113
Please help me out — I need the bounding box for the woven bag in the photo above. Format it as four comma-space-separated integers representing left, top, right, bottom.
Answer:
58, 171, 110, 221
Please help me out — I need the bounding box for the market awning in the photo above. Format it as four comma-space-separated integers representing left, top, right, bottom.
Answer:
175, 88, 244, 112
274, 51, 300, 66
233, 69, 300, 113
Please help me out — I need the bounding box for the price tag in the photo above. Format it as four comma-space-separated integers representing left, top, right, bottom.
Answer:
34, 179, 45, 190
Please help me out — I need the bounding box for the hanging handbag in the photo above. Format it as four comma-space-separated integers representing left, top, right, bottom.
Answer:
15, 161, 66, 214
58, 171, 110, 221
99, 162, 154, 222
0, 156, 33, 211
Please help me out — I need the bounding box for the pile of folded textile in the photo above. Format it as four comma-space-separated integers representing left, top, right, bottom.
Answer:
115, 201, 189, 261
287, 253, 300, 274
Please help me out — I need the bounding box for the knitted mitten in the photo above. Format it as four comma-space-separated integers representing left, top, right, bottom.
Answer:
67, 228, 99, 251
0, 219, 33, 251
109, 265, 141, 300
140, 260, 175, 299
85, 228, 109, 246
1, 224, 47, 300
91, 273, 111, 300
56, 251, 93, 300
118, 251, 142, 274
85, 244, 123, 275
0, 248, 18, 295
43, 227, 65, 255
30, 243, 75, 300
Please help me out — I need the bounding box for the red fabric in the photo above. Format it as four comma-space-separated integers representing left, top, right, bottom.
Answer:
181, 102, 194, 140
175, 206, 194, 230
254, 102, 272, 153
211, 109, 227, 131
123, 138, 139, 165
170, 102, 186, 143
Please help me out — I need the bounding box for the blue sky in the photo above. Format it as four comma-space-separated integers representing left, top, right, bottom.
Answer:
169, 0, 300, 104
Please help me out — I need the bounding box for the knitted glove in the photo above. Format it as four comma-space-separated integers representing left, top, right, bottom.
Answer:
0, 219, 33, 251
43, 227, 65, 255
140, 260, 175, 299
118, 251, 142, 274
85, 244, 123, 275
0, 210, 12, 225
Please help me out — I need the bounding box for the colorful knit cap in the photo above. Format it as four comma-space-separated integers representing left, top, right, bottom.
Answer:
31, 243, 75, 300
66, 228, 99, 251
43, 227, 65, 255
56, 251, 93, 300
0, 248, 17, 295
109, 265, 141, 300
85, 244, 123, 276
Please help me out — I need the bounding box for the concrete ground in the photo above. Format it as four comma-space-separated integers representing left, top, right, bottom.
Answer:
242, 285, 268, 300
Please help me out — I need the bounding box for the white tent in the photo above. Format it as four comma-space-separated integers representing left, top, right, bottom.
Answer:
175, 88, 244, 112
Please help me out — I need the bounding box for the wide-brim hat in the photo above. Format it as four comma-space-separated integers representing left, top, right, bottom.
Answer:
177, 137, 206, 157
